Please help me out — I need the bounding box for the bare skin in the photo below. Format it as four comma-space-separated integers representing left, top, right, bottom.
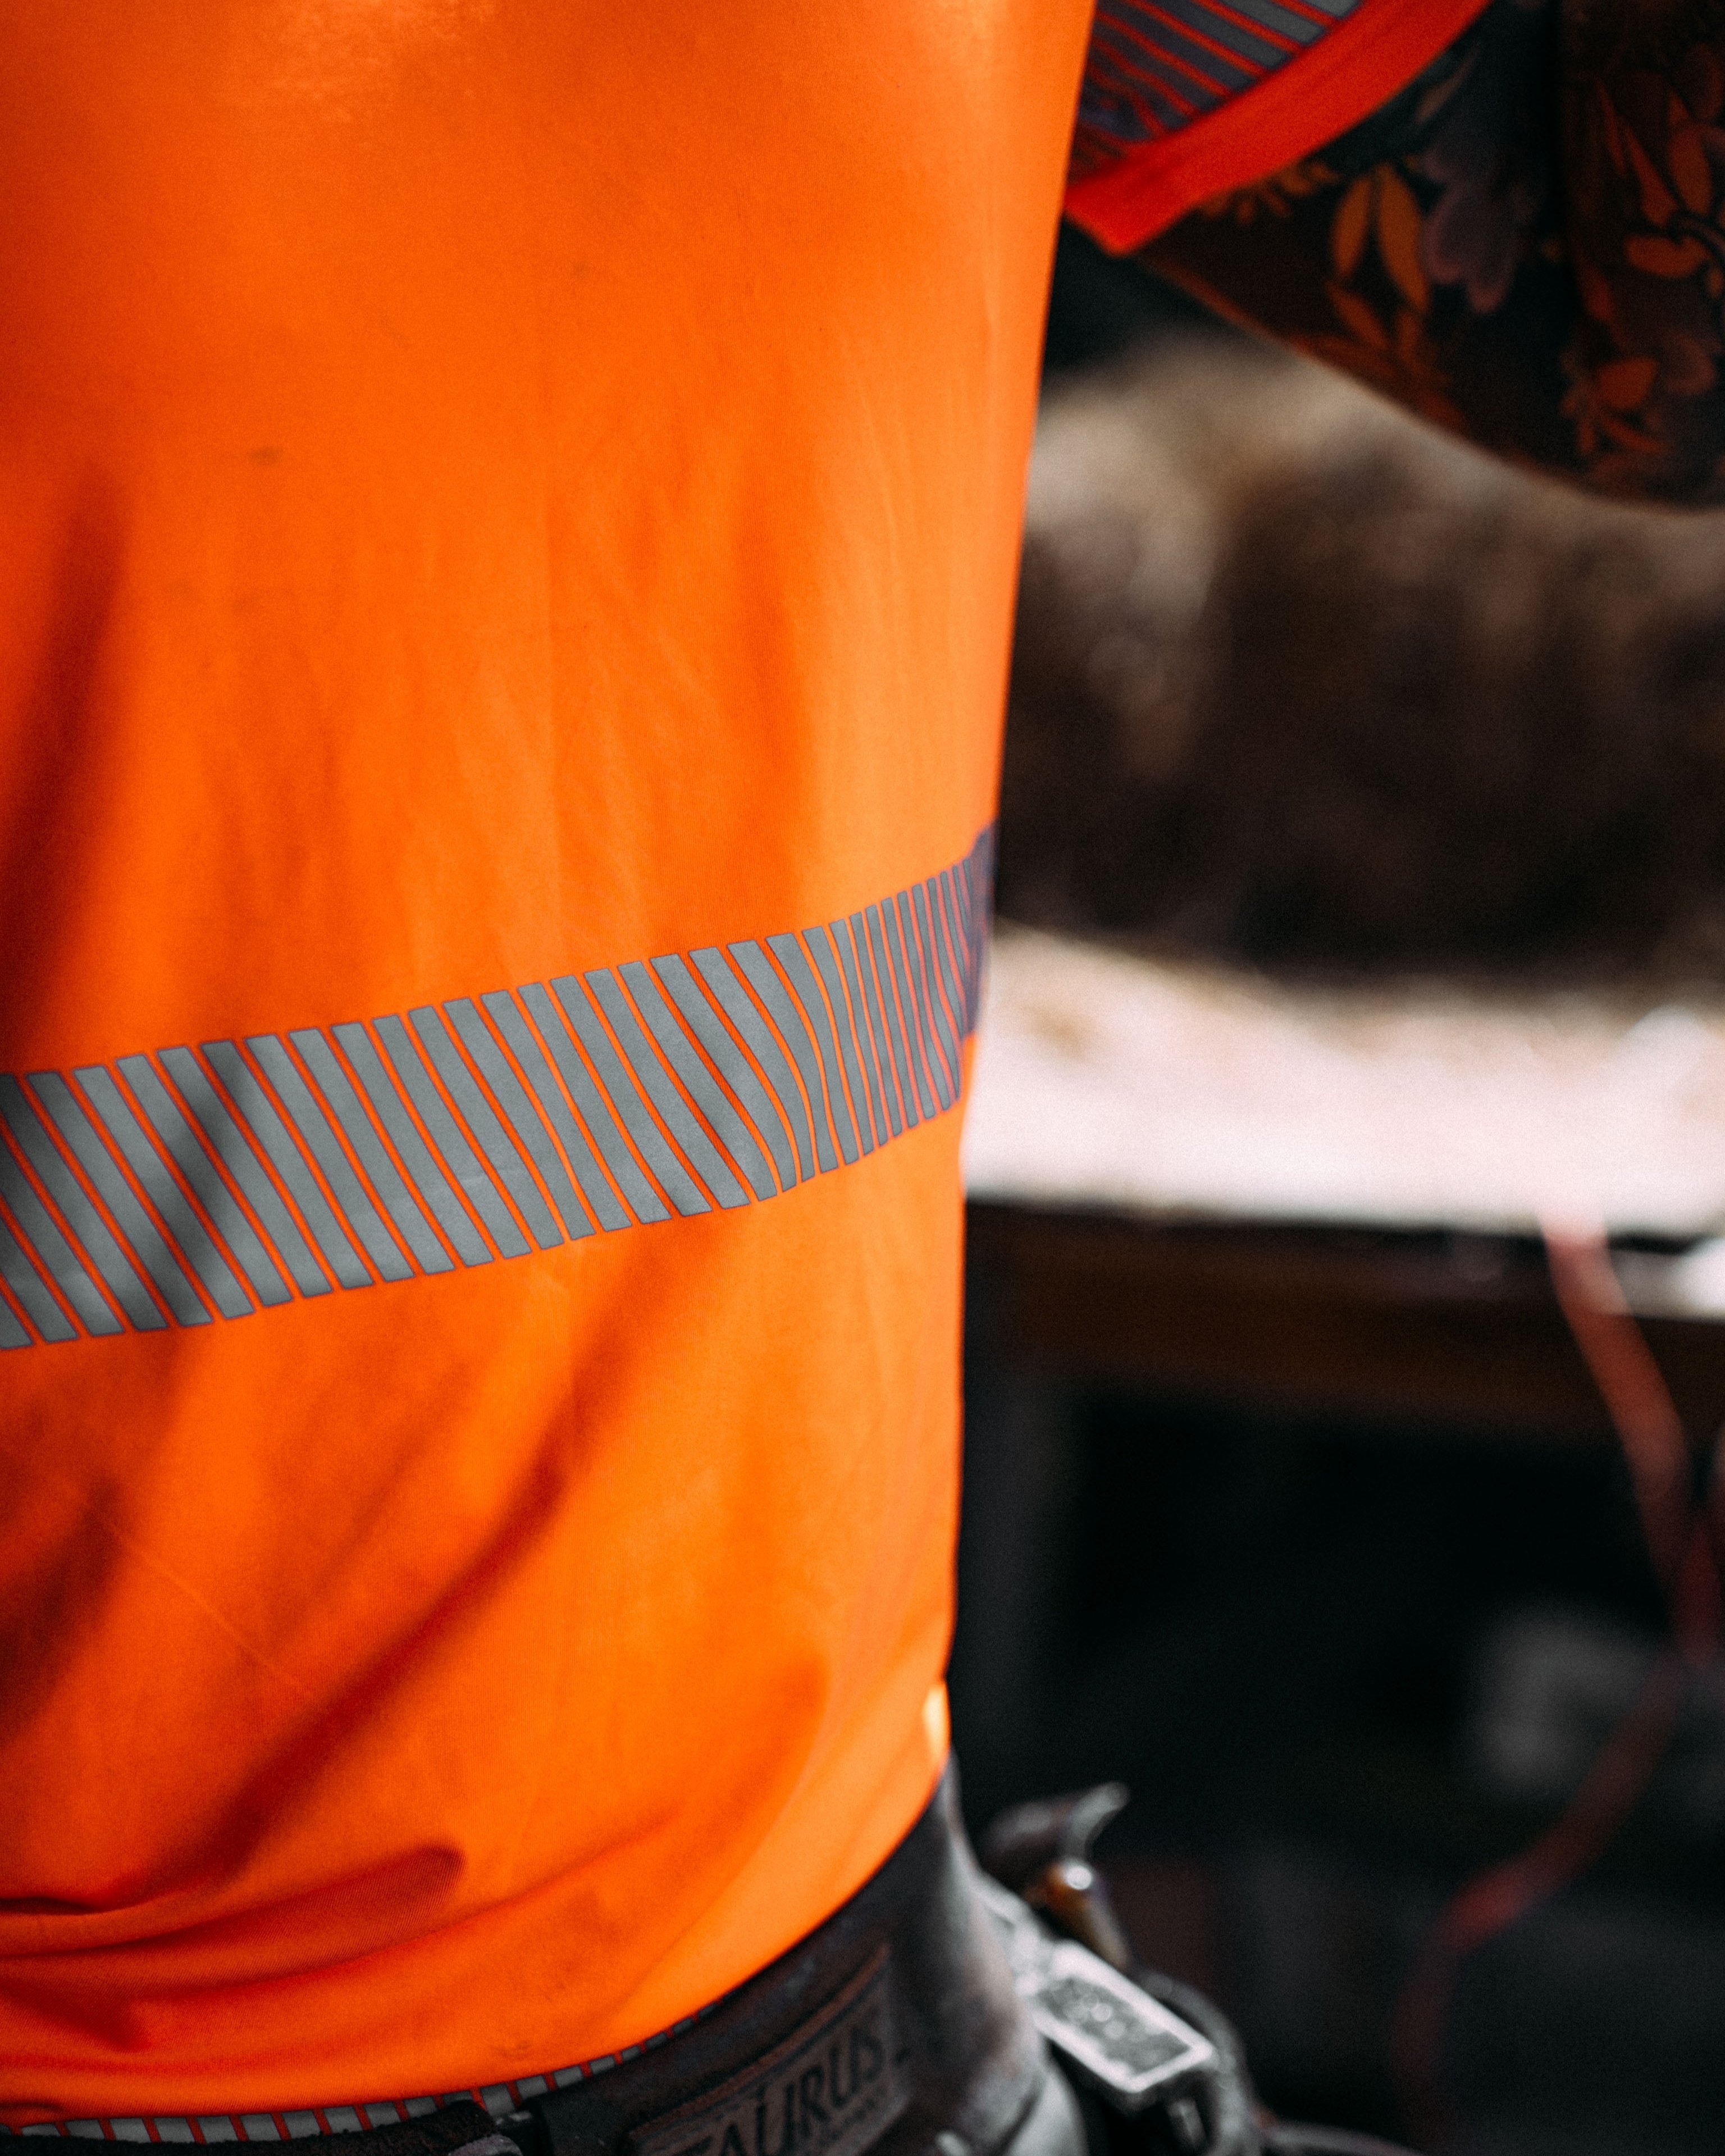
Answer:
1107, 0, 1725, 502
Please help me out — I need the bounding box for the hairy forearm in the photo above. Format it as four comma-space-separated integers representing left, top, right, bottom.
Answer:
1129, 0, 1725, 503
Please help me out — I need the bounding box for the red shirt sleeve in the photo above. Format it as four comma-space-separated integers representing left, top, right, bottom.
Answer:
1064, 0, 1498, 252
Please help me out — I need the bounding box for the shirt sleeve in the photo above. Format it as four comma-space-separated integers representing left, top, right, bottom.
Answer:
1063, 0, 1499, 253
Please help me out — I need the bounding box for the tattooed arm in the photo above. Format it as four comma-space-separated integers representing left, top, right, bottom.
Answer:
1129, 0, 1725, 501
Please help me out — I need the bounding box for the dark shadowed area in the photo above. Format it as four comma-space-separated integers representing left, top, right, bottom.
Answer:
949, 230, 1725, 2156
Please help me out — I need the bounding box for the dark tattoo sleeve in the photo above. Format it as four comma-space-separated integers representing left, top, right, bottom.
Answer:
1125, 0, 1725, 502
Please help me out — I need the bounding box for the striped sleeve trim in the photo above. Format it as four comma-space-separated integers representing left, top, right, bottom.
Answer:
0, 833, 993, 1353
1064, 0, 1496, 252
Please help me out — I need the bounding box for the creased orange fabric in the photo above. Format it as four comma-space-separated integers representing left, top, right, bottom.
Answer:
0, 0, 1089, 2121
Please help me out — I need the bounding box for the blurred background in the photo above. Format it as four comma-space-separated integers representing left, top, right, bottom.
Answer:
948, 231, 1725, 2156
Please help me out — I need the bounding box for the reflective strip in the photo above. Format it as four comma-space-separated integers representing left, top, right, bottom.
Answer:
654, 956, 796, 1194
157, 1049, 333, 1299
550, 978, 709, 1218
728, 942, 839, 1172
280, 2117, 321, 2141
98, 1062, 272, 1315
847, 911, 902, 1140
517, 983, 670, 1226
0, 831, 992, 1347
911, 884, 962, 1101
373, 1017, 530, 1260
196, 2122, 239, 2144
0, 1205, 78, 1343
290, 1031, 454, 1277
443, 999, 594, 1243
0, 1284, 29, 1348
688, 949, 815, 1184
150, 2126, 196, 2145
766, 934, 860, 1166
334, 1024, 493, 1268
862, 906, 919, 1131
34, 1073, 216, 1326
0, 1077, 162, 1331
585, 970, 748, 1210
894, 890, 952, 1109
202, 1043, 370, 1290
320, 2113, 363, 2136
409, 1007, 564, 1252
802, 929, 875, 1158
622, 960, 777, 1202
932, 874, 970, 1046
246, 1036, 412, 1285
828, 921, 888, 1152
240, 2118, 282, 2143
480, 993, 631, 1232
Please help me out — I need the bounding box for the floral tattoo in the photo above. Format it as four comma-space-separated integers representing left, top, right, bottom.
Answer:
1135, 0, 1725, 501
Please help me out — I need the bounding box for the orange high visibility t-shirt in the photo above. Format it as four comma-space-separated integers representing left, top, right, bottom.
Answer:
0, 0, 1488, 2132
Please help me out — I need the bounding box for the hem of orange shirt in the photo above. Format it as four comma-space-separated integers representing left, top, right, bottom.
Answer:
1063, 0, 1499, 255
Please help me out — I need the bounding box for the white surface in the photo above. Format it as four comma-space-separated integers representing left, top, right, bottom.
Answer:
962, 927, 1725, 1243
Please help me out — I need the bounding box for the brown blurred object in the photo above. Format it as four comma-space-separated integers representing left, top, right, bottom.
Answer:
1001, 337, 1725, 983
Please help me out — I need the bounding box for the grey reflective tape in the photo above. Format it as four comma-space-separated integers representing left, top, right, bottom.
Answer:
245, 1036, 410, 1285
623, 961, 776, 1202
36, 1071, 215, 1325
443, 1001, 592, 1241
156, 1049, 332, 1298
150, 2126, 196, 2146
321, 2114, 364, 2136
729, 942, 839, 1172
893, 892, 953, 1111
239, 2120, 281, 2144
0, 1287, 29, 1347
910, 885, 961, 1101
801, 929, 875, 1158
0, 1201, 79, 1343
518, 983, 670, 1226
333, 1025, 492, 1268
80, 1066, 258, 1318
548, 979, 709, 1218
202, 1043, 371, 1290
481, 992, 630, 1232
832, 920, 891, 1149
925, 876, 968, 1059
864, 907, 919, 1130
880, 903, 937, 1119
651, 957, 793, 1194
765, 935, 860, 1166
290, 1031, 454, 1277
281, 2118, 321, 2141
409, 1008, 564, 1252
688, 949, 815, 1184
195, 2121, 239, 2143
0, 1078, 163, 1330
373, 1017, 529, 1260
934, 872, 974, 1038
912, 876, 961, 1053
585, 971, 747, 1210
937, 866, 971, 988
107, 2127, 150, 2146
848, 912, 903, 1139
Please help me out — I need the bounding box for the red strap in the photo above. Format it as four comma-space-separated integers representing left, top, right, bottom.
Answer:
1065, 0, 1498, 253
